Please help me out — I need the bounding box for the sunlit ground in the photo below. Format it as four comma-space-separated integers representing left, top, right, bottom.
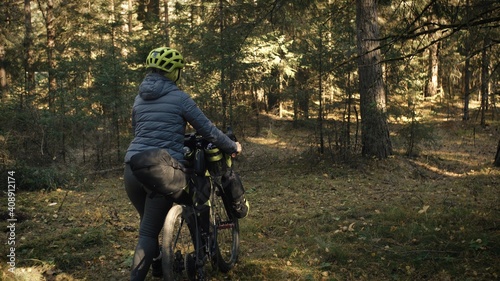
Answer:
1, 110, 499, 280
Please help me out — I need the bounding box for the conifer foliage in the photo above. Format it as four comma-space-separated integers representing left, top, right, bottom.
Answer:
0, 0, 498, 176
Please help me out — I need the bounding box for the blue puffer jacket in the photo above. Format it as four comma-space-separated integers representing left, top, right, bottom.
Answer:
124, 73, 237, 163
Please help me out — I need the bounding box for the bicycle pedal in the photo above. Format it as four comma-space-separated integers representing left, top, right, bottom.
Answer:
174, 251, 185, 273
197, 268, 207, 281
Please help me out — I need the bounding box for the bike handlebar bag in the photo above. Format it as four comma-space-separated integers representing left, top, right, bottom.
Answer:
129, 148, 188, 197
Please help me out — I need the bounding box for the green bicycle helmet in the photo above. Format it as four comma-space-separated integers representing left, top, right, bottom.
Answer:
146, 47, 184, 73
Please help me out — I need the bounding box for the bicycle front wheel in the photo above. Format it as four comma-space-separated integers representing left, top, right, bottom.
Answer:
162, 205, 195, 281
212, 193, 240, 273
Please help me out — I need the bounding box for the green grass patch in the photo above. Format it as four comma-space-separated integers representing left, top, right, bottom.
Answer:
18, 226, 110, 271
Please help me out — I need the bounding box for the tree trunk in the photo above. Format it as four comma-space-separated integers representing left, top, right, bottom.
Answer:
355, 0, 392, 159
425, 42, 439, 98
146, 0, 160, 22
494, 139, 500, 167
345, 71, 353, 152
138, 0, 159, 24
47, 0, 57, 111
111, 1, 121, 163
318, 26, 324, 154
0, 0, 13, 101
128, 0, 133, 34
463, 53, 471, 121
425, 12, 439, 98
480, 37, 490, 128
0, 38, 7, 100
164, 0, 170, 45
137, 0, 145, 22
219, 0, 227, 129
24, 0, 35, 108
463, 0, 471, 121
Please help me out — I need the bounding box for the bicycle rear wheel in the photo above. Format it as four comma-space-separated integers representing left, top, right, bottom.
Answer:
212, 191, 239, 273
162, 205, 196, 281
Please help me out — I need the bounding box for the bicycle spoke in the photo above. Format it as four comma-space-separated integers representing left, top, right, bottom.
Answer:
211, 189, 240, 273
163, 205, 196, 281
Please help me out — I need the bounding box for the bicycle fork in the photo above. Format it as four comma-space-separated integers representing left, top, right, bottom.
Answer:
187, 205, 211, 280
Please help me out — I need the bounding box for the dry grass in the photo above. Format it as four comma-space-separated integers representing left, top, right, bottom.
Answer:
1, 109, 499, 281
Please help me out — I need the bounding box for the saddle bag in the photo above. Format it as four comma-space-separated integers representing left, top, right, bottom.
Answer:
129, 148, 187, 197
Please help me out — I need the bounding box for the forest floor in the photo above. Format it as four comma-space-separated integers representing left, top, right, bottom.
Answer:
1, 102, 500, 281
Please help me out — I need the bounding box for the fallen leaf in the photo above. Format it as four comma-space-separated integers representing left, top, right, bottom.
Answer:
348, 222, 355, 231
418, 205, 430, 214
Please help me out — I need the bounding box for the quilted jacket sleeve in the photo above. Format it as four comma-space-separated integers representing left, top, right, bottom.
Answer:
182, 95, 237, 154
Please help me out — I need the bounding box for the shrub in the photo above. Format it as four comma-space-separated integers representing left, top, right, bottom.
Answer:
11, 163, 87, 191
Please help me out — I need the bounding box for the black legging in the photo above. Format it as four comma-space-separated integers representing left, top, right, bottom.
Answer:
124, 163, 174, 281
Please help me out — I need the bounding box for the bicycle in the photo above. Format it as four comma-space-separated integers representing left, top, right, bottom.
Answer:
161, 130, 241, 281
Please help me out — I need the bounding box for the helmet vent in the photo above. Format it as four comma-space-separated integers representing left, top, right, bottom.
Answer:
146, 47, 184, 73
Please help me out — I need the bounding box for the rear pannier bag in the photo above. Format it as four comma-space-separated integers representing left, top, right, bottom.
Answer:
129, 148, 187, 197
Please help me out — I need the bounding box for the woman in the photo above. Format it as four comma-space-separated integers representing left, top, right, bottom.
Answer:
123, 47, 242, 280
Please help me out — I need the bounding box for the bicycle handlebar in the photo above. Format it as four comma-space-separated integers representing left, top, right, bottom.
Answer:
183, 127, 237, 175
184, 127, 237, 150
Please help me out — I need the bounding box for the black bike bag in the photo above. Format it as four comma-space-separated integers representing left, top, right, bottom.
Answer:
129, 148, 188, 197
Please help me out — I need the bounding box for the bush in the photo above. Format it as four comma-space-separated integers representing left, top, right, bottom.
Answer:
399, 119, 437, 157
11, 163, 87, 191
14, 165, 61, 191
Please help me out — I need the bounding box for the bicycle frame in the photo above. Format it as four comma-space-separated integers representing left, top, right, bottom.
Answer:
162, 132, 239, 280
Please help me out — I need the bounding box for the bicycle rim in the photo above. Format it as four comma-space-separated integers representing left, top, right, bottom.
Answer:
213, 193, 239, 273
162, 205, 195, 281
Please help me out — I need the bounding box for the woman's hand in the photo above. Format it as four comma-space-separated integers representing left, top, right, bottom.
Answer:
232, 142, 242, 158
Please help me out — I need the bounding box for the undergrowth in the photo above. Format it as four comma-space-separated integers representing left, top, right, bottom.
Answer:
1, 116, 499, 281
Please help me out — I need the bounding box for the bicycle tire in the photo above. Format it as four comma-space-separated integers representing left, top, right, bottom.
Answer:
162, 204, 195, 281
212, 191, 240, 273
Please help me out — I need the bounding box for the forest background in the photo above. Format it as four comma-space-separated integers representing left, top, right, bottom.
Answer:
0, 0, 500, 280
1, 0, 499, 171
